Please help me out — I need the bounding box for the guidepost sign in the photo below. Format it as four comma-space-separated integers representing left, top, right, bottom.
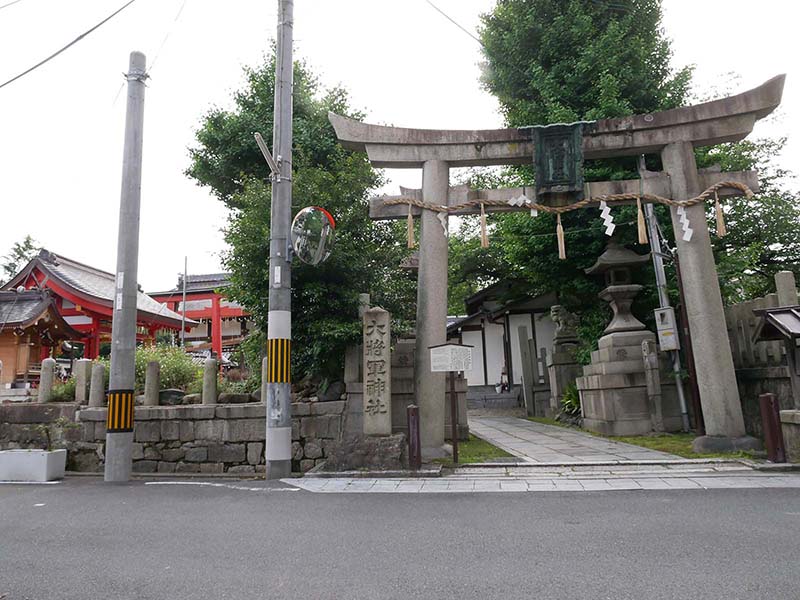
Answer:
429, 343, 473, 463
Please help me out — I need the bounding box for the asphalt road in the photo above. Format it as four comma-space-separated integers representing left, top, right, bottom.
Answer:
1, 478, 798, 600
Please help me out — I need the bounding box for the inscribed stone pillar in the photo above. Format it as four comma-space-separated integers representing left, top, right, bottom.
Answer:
39, 358, 55, 403
363, 307, 391, 435
89, 362, 106, 407
74, 359, 92, 404
416, 159, 449, 457
144, 361, 160, 406
661, 142, 751, 445
202, 358, 217, 405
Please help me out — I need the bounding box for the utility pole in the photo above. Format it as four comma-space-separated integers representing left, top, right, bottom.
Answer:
105, 51, 147, 482
264, 0, 294, 479
639, 157, 690, 432
180, 256, 187, 347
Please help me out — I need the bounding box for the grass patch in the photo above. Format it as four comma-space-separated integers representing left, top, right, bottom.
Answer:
434, 434, 513, 465
608, 432, 756, 460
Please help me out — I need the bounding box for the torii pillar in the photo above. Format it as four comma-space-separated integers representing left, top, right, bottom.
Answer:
330, 74, 785, 454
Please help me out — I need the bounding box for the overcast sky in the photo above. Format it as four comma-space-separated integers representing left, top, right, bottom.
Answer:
0, 0, 796, 292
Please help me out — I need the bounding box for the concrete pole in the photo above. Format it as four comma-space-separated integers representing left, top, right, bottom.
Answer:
88, 363, 105, 407
416, 159, 449, 458
661, 141, 757, 451
39, 358, 55, 403
105, 51, 147, 483
143, 361, 160, 406
202, 358, 217, 405
264, 0, 294, 479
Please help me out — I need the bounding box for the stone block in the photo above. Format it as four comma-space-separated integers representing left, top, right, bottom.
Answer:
200, 462, 224, 474
304, 440, 323, 459
179, 421, 194, 442
300, 415, 340, 440
781, 410, 800, 462
291, 402, 311, 417
160, 421, 180, 441
132, 460, 157, 473
310, 401, 345, 416
0, 403, 77, 424
184, 447, 207, 462
247, 442, 264, 465
300, 459, 315, 472
161, 448, 185, 462
323, 434, 407, 471
223, 419, 265, 442
182, 393, 201, 405
292, 420, 300, 441
318, 381, 346, 402
131, 443, 144, 460
94, 421, 106, 439
134, 421, 161, 443
135, 406, 167, 420
227, 465, 255, 474
175, 462, 200, 473
157, 461, 176, 473
292, 441, 303, 461
215, 404, 265, 419
255, 465, 266, 473
207, 443, 246, 463
76, 407, 106, 422
144, 446, 161, 460
172, 405, 216, 420
159, 389, 184, 406
194, 420, 223, 441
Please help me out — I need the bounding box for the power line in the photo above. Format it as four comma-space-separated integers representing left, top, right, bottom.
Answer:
0, 0, 138, 91
424, 0, 483, 47
0, 0, 26, 11
148, 0, 189, 75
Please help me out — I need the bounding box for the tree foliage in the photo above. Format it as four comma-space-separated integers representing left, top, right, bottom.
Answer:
1, 235, 40, 286
187, 55, 415, 379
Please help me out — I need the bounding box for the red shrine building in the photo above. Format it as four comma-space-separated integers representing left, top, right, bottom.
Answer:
150, 273, 255, 362
2, 250, 189, 360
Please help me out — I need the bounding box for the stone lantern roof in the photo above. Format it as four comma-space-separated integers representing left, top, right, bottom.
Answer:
585, 240, 650, 276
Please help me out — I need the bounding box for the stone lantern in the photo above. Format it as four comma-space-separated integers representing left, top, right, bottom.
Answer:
576, 240, 684, 435
585, 240, 651, 335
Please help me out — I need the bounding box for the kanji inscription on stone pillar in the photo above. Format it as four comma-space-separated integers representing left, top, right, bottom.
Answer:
363, 307, 391, 436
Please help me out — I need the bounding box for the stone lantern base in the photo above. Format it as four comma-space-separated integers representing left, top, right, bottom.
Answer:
577, 330, 685, 436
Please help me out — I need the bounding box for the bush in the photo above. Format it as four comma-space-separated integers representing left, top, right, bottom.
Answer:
559, 383, 582, 417
50, 378, 76, 402
134, 345, 201, 392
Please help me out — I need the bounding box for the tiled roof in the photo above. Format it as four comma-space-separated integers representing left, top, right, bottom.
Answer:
151, 273, 232, 295
3, 250, 192, 328
0, 290, 48, 329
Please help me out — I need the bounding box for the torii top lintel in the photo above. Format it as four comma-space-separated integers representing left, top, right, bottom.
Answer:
329, 75, 785, 169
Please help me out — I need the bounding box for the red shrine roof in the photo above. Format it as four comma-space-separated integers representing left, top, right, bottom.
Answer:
3, 250, 193, 330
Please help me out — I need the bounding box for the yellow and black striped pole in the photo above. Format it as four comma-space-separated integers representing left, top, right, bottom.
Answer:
106, 390, 135, 432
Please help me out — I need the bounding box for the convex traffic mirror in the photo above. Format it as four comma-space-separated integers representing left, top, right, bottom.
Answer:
291, 206, 336, 265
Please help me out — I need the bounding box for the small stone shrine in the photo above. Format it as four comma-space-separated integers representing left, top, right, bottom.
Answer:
547, 305, 582, 417
576, 241, 683, 435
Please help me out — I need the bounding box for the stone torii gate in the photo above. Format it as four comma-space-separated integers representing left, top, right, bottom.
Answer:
330, 75, 785, 456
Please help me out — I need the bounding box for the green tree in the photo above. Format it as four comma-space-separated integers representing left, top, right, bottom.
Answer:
446, 0, 691, 353
187, 55, 415, 379
1, 235, 40, 286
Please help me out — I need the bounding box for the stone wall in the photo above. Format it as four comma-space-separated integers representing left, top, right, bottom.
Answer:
0, 398, 346, 474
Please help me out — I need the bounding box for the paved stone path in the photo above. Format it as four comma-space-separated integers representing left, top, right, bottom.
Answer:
469, 416, 678, 463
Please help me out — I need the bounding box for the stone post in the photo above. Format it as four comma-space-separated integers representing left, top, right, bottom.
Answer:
202, 358, 217, 405
363, 307, 391, 435
358, 293, 370, 318
416, 159, 449, 458
144, 360, 160, 406
642, 340, 664, 432
89, 362, 106, 407
39, 358, 55, 403
662, 141, 758, 451
775, 271, 798, 307
74, 359, 92, 404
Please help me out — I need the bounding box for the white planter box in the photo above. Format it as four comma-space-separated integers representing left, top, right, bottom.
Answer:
0, 449, 67, 482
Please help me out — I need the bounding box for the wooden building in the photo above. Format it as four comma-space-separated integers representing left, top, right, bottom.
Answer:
2, 250, 189, 359
0, 289, 82, 387
150, 273, 255, 362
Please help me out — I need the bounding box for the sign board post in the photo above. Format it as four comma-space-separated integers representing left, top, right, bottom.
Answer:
429, 343, 473, 463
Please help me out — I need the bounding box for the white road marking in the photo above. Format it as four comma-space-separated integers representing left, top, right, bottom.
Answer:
33, 503, 46, 507
144, 481, 299, 492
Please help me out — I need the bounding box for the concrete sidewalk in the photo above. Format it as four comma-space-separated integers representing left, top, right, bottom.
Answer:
469, 416, 678, 463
